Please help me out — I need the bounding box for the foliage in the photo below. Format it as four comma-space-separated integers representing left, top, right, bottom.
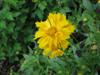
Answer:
0, 0, 100, 75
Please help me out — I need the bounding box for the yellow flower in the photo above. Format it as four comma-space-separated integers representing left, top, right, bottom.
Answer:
98, 0, 100, 3
35, 13, 75, 58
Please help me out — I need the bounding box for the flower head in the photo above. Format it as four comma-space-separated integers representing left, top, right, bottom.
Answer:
98, 0, 100, 3
35, 13, 75, 58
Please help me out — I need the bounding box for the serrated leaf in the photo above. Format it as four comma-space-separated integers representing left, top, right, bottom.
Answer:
20, 55, 37, 71
82, 0, 93, 12
35, 9, 43, 19
59, 7, 71, 14
38, 1, 47, 10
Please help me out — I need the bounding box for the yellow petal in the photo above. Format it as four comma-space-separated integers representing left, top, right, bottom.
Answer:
49, 49, 64, 58
38, 37, 49, 49
35, 30, 45, 39
60, 40, 69, 49
43, 48, 52, 56
35, 21, 50, 29
66, 25, 75, 34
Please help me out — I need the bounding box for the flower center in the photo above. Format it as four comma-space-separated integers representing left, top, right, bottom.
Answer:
46, 27, 57, 36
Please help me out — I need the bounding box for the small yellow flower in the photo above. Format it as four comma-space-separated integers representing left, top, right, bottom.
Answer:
35, 13, 75, 58
98, 0, 100, 3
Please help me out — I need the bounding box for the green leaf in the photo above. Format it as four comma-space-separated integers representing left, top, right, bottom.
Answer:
0, 7, 14, 20
0, 48, 5, 60
4, 0, 18, 7
20, 55, 37, 71
82, 0, 93, 12
49, 59, 62, 71
0, 20, 6, 30
35, 9, 43, 19
32, 0, 38, 3
59, 7, 71, 14
7, 23, 15, 33
94, 31, 100, 49
13, 43, 21, 51
38, 1, 47, 10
